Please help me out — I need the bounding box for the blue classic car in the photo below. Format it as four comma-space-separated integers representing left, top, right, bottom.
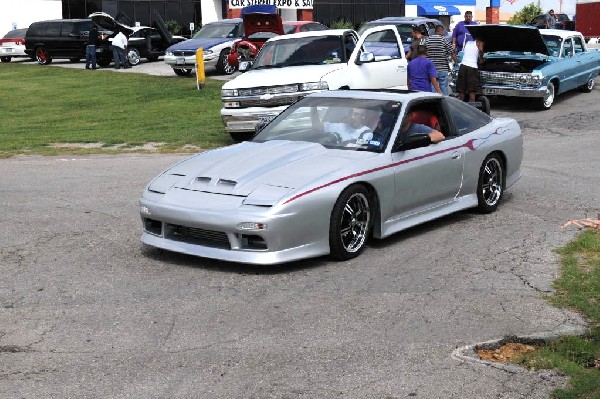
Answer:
450, 25, 600, 109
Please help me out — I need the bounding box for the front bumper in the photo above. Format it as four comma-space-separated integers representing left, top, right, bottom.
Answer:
479, 86, 547, 98
220, 105, 289, 133
139, 191, 330, 265
164, 53, 219, 69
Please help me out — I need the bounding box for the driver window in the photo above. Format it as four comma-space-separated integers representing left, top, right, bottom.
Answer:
562, 39, 573, 57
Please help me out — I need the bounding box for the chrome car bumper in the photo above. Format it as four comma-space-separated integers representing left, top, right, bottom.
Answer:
220, 105, 289, 133
164, 53, 219, 69
479, 86, 547, 98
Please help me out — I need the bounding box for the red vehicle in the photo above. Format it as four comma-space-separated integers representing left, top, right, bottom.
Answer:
226, 5, 284, 68
576, 0, 600, 41
283, 21, 328, 34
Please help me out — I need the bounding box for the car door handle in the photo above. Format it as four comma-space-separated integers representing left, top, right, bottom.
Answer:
451, 151, 461, 160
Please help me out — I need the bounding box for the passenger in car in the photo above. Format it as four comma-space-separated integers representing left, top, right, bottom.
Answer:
400, 111, 445, 144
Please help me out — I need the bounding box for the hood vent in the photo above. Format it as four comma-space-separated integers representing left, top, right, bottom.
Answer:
218, 179, 237, 187
195, 176, 211, 183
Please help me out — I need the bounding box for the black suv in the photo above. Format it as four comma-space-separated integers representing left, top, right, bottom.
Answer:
24, 19, 113, 66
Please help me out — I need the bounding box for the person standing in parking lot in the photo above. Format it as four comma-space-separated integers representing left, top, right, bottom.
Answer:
85, 25, 99, 69
426, 25, 455, 95
406, 26, 427, 61
452, 11, 477, 52
111, 30, 128, 69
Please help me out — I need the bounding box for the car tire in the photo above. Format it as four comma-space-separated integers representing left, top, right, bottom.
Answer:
478, 95, 491, 115
127, 48, 141, 66
537, 81, 555, 110
35, 47, 52, 65
216, 48, 236, 75
476, 153, 504, 214
579, 77, 595, 93
174, 68, 192, 76
0, 56, 11, 62
329, 185, 371, 261
229, 131, 254, 142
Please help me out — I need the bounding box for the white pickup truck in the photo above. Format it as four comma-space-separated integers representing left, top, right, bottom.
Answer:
220, 26, 408, 141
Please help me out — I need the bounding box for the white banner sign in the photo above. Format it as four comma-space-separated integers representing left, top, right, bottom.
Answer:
229, 0, 313, 9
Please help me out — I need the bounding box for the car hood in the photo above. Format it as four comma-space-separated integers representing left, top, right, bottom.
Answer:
241, 5, 284, 37
151, 141, 376, 202
89, 12, 133, 35
222, 63, 347, 89
167, 37, 233, 52
466, 24, 549, 55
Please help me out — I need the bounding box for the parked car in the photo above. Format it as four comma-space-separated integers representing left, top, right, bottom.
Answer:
221, 26, 408, 140
528, 13, 575, 30
358, 17, 446, 53
89, 12, 185, 66
283, 21, 329, 34
226, 4, 284, 70
24, 19, 113, 66
164, 18, 243, 76
450, 25, 600, 110
140, 89, 523, 265
0, 28, 30, 62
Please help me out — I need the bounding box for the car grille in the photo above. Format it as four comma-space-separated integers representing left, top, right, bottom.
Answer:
239, 95, 303, 108
165, 223, 231, 249
479, 71, 526, 87
172, 50, 195, 57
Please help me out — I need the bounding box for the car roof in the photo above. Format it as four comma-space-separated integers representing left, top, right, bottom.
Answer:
367, 16, 442, 24
267, 29, 352, 41
540, 28, 580, 39
207, 18, 242, 25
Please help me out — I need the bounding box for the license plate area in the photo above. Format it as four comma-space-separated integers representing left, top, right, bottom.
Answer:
484, 88, 500, 95
258, 115, 276, 124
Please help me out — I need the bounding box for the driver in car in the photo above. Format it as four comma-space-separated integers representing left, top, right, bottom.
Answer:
311, 107, 375, 142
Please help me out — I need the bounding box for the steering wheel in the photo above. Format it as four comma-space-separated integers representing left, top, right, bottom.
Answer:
319, 132, 342, 145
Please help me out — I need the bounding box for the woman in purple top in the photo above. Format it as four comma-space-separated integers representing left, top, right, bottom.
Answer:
452, 11, 478, 52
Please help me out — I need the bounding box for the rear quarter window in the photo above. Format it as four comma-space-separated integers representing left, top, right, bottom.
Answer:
27, 23, 46, 36
446, 97, 491, 136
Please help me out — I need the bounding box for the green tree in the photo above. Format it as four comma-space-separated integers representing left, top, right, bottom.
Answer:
164, 19, 181, 35
507, 3, 543, 25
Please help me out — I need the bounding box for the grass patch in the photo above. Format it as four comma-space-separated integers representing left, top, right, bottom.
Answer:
0, 63, 231, 157
517, 229, 600, 398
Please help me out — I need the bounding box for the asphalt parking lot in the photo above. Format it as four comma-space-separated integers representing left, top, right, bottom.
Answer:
1, 59, 599, 398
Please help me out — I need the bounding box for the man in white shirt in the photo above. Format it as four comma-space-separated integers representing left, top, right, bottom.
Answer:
456, 38, 484, 102
110, 31, 128, 69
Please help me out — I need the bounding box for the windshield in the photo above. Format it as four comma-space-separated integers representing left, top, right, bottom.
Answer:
542, 34, 562, 57
253, 96, 401, 152
253, 35, 348, 68
193, 23, 239, 39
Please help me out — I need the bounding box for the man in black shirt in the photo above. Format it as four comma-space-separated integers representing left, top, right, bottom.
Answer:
86, 25, 99, 69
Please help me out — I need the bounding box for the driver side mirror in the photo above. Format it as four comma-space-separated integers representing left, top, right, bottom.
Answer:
393, 134, 431, 151
356, 51, 375, 65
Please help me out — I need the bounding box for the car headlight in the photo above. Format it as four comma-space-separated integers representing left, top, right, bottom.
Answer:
165, 51, 173, 56
299, 81, 329, 91
204, 49, 213, 55
221, 89, 239, 97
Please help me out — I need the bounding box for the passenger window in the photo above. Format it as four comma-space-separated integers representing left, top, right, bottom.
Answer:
446, 97, 491, 136
562, 39, 573, 57
45, 23, 61, 37
573, 37, 584, 53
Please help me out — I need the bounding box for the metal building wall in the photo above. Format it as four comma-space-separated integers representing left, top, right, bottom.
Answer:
313, 0, 405, 28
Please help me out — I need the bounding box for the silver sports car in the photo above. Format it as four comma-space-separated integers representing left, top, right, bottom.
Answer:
140, 90, 523, 265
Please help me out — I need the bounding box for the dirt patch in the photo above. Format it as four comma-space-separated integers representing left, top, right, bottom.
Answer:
48, 142, 167, 151
476, 342, 537, 363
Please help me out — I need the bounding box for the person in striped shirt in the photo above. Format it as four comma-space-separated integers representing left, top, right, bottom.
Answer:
426, 25, 456, 95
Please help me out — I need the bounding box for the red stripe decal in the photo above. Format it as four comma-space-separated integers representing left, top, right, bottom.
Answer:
283, 139, 477, 205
